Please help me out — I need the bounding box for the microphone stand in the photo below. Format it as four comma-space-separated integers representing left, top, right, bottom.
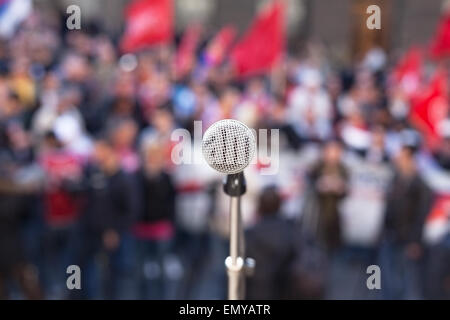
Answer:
223, 172, 254, 300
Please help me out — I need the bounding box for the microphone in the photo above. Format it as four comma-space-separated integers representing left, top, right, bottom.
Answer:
202, 119, 256, 175
202, 119, 256, 300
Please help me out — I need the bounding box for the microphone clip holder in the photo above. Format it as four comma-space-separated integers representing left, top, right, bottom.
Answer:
223, 172, 246, 197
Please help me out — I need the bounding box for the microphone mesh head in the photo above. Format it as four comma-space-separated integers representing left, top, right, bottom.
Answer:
202, 119, 256, 174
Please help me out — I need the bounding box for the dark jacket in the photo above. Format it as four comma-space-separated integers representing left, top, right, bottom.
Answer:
0, 192, 26, 272
138, 170, 176, 223
81, 166, 140, 234
245, 215, 296, 300
309, 161, 348, 251
383, 172, 433, 245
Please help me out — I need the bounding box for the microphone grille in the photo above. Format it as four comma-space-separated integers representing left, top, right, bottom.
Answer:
202, 119, 256, 174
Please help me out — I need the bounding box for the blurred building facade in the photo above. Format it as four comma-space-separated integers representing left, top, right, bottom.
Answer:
33, 0, 445, 64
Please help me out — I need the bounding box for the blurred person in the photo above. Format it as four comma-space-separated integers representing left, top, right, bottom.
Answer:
140, 106, 177, 171
65, 31, 94, 58
324, 128, 392, 299
138, 68, 172, 119
339, 126, 392, 248
202, 86, 240, 126
379, 142, 433, 299
422, 191, 450, 299
234, 77, 271, 128
388, 86, 410, 122
108, 118, 140, 174
365, 126, 390, 164
337, 67, 386, 154
245, 186, 297, 299
38, 131, 84, 299
191, 82, 218, 128
252, 126, 321, 220
326, 72, 344, 126
418, 120, 450, 299
308, 140, 348, 252
424, 233, 450, 299
172, 143, 220, 299
172, 82, 196, 128
0, 89, 26, 124
92, 36, 117, 96
76, 139, 140, 299
33, 85, 93, 158
266, 95, 302, 150
384, 121, 412, 158
133, 142, 178, 299
286, 68, 332, 141
3, 122, 42, 269
338, 99, 371, 154
32, 72, 60, 137
28, 30, 59, 72
0, 171, 42, 300
100, 70, 144, 133
0, 123, 42, 299
349, 68, 383, 124
361, 47, 387, 74
433, 119, 450, 171
9, 56, 36, 110
60, 53, 98, 128
4, 121, 34, 165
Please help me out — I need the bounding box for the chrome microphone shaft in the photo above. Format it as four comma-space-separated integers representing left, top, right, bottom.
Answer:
226, 196, 243, 300
224, 172, 246, 300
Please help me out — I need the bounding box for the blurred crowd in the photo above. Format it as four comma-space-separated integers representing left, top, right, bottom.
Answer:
0, 8, 449, 300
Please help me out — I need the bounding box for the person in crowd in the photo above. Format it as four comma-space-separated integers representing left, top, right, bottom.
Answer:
76, 139, 140, 299
140, 105, 177, 171
337, 126, 392, 251
133, 141, 178, 299
328, 127, 392, 299
308, 140, 348, 252
380, 141, 434, 299
33, 85, 93, 158
108, 118, 140, 174
0, 124, 42, 299
101, 70, 144, 133
38, 131, 83, 299
286, 68, 332, 141
245, 186, 297, 299
418, 121, 450, 299
424, 232, 450, 299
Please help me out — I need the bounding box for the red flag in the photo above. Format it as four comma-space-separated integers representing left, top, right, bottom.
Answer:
410, 70, 449, 149
120, 0, 173, 53
430, 13, 450, 59
392, 47, 423, 97
204, 25, 237, 67
175, 24, 203, 78
230, 1, 285, 77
